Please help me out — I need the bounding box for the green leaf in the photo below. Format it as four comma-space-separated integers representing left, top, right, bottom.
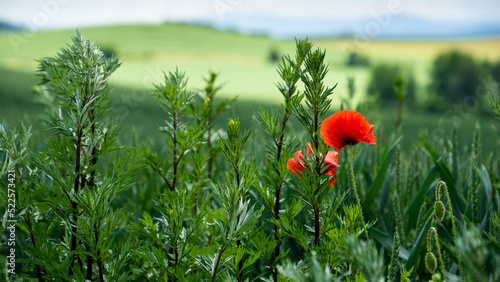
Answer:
242, 251, 261, 272
370, 227, 409, 260
479, 165, 493, 230
364, 138, 400, 208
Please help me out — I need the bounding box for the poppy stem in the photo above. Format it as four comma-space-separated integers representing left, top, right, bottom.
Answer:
348, 145, 371, 247
439, 181, 464, 280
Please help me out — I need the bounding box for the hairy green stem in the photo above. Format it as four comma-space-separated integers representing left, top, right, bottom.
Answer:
428, 227, 446, 278
438, 181, 464, 280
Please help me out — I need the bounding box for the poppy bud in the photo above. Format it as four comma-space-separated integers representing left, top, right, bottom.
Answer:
203, 97, 211, 113
432, 273, 442, 281
425, 251, 437, 274
227, 118, 240, 144
434, 200, 445, 222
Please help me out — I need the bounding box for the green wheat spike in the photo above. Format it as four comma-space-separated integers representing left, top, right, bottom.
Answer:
416, 202, 428, 234
471, 123, 481, 224
394, 145, 405, 245
452, 124, 460, 191
388, 231, 400, 281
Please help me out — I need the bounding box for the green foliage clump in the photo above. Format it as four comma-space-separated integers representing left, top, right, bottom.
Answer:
367, 63, 416, 105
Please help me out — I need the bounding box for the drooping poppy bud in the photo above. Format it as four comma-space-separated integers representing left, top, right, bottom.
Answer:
432, 273, 442, 281
434, 200, 445, 222
425, 252, 437, 274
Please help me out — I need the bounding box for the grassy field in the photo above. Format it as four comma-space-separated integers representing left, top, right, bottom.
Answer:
1, 23, 499, 151
2, 23, 500, 103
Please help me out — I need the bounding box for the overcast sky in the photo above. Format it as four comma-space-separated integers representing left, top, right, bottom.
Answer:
1, 0, 500, 37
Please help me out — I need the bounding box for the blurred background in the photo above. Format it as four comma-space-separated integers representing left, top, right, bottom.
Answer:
1, 0, 500, 149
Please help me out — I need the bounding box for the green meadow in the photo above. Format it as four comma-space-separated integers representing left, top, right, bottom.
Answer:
1, 23, 499, 149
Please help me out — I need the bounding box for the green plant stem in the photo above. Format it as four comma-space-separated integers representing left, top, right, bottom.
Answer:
86, 98, 97, 281
234, 166, 243, 280
313, 100, 322, 248
314, 207, 320, 247
15, 162, 44, 281
86, 245, 92, 280
96, 227, 104, 281
26, 211, 44, 281
207, 126, 214, 179
396, 100, 403, 130
69, 128, 83, 276
429, 227, 446, 278
171, 111, 178, 192
272, 83, 296, 278
349, 145, 371, 246
212, 244, 227, 282
442, 182, 464, 280
89, 97, 98, 187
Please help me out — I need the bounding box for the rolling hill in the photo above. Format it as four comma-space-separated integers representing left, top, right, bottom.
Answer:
0, 23, 499, 148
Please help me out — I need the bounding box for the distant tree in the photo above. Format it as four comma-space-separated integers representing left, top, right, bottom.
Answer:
367, 63, 415, 105
490, 59, 500, 91
100, 46, 116, 59
346, 51, 370, 66
268, 48, 280, 63
429, 50, 481, 104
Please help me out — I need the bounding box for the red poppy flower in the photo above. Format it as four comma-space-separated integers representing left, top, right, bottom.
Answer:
287, 143, 339, 186
320, 110, 376, 151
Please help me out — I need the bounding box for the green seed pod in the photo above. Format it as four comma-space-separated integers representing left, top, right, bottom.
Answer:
425, 251, 437, 274
434, 200, 445, 222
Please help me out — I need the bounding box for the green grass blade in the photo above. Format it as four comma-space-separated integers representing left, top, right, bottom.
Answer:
354, 143, 369, 176
481, 165, 492, 211
405, 211, 432, 270
406, 166, 438, 230
364, 138, 400, 209
420, 138, 466, 214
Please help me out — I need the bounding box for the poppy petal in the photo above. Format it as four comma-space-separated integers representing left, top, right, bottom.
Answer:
328, 173, 337, 186
287, 145, 340, 187
323, 150, 339, 175
287, 150, 306, 174
321, 110, 376, 150
360, 124, 376, 144
306, 143, 314, 155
